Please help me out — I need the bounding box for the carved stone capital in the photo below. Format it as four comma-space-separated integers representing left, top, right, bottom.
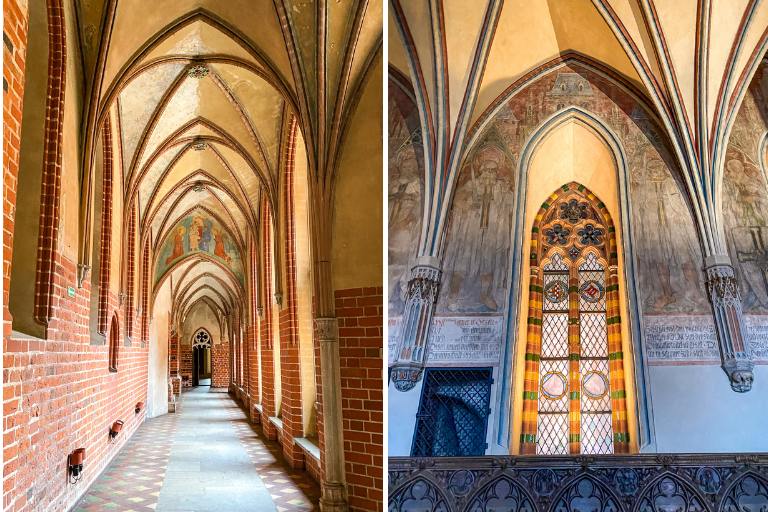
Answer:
315, 317, 339, 343
706, 264, 741, 308
320, 482, 348, 512
404, 264, 441, 305
274, 292, 283, 306
256, 306, 264, 318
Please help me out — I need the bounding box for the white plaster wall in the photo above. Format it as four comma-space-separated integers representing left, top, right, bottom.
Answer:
388, 379, 424, 456
147, 286, 170, 418
648, 364, 768, 452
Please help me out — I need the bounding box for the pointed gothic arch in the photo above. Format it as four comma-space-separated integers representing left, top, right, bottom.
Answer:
519, 182, 629, 455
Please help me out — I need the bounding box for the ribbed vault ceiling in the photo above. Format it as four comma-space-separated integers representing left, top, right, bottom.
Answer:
87, 0, 381, 328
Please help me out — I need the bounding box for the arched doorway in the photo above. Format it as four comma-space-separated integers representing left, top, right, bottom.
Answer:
192, 329, 212, 386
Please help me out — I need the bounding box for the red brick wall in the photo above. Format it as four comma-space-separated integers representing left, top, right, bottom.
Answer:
3, 257, 148, 512
277, 117, 305, 468
246, 323, 259, 418
336, 287, 383, 512
180, 342, 192, 387
259, 204, 276, 439
212, 342, 230, 388
2, 0, 28, 335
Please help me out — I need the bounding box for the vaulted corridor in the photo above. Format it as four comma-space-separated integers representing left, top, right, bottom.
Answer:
73, 386, 319, 512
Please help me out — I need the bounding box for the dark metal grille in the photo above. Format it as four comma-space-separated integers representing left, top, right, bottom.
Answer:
411, 368, 493, 457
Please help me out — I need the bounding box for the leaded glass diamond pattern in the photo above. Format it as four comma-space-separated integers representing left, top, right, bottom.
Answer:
412, 369, 492, 457
581, 412, 614, 454
545, 252, 569, 271
536, 413, 568, 455
580, 313, 607, 357
541, 314, 568, 357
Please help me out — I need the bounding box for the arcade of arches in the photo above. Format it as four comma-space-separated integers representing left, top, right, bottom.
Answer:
3, 1, 382, 511
388, 1, 768, 510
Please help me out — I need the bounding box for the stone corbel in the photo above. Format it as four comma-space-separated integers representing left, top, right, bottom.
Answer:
705, 255, 754, 392
391, 256, 442, 392
76, 264, 91, 288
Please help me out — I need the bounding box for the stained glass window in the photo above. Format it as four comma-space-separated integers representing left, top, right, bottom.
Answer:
523, 182, 628, 455
412, 368, 493, 457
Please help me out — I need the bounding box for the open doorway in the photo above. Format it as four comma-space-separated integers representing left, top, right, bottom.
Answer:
191, 329, 212, 387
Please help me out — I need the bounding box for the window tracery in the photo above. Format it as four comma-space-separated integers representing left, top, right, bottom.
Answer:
521, 182, 629, 455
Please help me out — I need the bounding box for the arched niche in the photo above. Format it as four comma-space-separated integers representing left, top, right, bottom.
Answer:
9, 0, 49, 338
509, 113, 639, 455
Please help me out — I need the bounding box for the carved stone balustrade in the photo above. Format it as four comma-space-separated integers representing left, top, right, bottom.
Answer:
389, 454, 768, 512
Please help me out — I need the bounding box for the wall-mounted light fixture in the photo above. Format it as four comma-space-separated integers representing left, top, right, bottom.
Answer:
108, 420, 124, 440
135, 402, 144, 414
68, 448, 85, 483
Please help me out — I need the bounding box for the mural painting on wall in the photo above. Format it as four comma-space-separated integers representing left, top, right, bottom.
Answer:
154, 211, 245, 285
437, 136, 516, 314
723, 58, 768, 315
388, 81, 424, 317
625, 125, 708, 315
437, 65, 708, 320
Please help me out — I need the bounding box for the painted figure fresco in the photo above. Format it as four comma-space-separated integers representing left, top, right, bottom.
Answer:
437, 138, 516, 314
388, 80, 424, 317
723, 58, 768, 314
439, 64, 708, 318
155, 210, 245, 285
625, 114, 708, 315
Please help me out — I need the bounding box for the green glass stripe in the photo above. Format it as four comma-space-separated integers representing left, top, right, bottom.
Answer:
542, 201, 550, 210
569, 285, 579, 292
610, 252, 618, 260
606, 316, 621, 325
522, 390, 538, 400
610, 390, 626, 399
569, 318, 579, 325
569, 353, 580, 360
576, 184, 585, 191
530, 284, 543, 293
570, 391, 580, 400
563, 184, 571, 192
525, 353, 540, 362
569, 433, 580, 441
528, 317, 542, 326
520, 433, 536, 443
606, 284, 619, 292
614, 432, 630, 442
608, 351, 623, 360
597, 201, 606, 209
608, 226, 615, 233
532, 227, 539, 233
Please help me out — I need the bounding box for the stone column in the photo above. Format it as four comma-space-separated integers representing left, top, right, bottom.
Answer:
316, 316, 347, 511
705, 255, 754, 392
391, 255, 441, 392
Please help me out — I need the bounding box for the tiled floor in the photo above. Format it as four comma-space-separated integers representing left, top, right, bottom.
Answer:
74, 386, 320, 511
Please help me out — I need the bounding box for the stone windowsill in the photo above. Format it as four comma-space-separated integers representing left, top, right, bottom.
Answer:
294, 437, 320, 461
268, 416, 283, 432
